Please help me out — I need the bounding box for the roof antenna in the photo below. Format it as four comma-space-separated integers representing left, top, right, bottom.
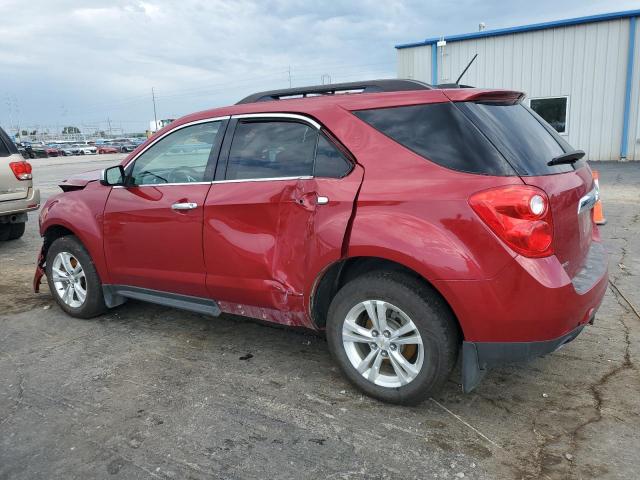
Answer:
455, 53, 478, 85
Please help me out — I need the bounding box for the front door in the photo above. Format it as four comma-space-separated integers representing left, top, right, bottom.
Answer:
202, 116, 362, 326
103, 119, 227, 297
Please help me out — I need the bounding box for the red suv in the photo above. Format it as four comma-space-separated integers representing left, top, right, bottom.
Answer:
34, 80, 608, 404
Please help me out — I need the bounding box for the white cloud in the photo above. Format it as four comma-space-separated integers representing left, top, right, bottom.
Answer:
0, 0, 638, 132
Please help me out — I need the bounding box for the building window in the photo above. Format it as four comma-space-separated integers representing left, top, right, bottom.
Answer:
529, 97, 568, 134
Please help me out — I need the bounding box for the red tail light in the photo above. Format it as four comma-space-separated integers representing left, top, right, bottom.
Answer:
469, 185, 553, 258
9, 161, 33, 180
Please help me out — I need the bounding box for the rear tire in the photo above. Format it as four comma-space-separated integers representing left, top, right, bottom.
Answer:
45, 235, 107, 319
326, 271, 459, 405
0, 224, 10, 241
7, 222, 25, 240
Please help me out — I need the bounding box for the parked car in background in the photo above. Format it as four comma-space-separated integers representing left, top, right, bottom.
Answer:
29, 144, 47, 158
0, 127, 39, 240
17, 142, 35, 159
72, 144, 97, 155
55, 145, 79, 156
43, 145, 60, 157
21, 142, 60, 158
33, 80, 608, 404
97, 145, 119, 154
115, 142, 136, 153
108, 138, 137, 153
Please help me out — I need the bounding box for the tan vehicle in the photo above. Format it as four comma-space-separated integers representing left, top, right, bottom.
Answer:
0, 127, 40, 240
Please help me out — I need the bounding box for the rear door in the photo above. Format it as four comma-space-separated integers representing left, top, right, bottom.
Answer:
203, 114, 362, 325
456, 102, 594, 277
103, 118, 227, 297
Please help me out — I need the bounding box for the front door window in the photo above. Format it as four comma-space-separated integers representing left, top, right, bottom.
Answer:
129, 121, 222, 185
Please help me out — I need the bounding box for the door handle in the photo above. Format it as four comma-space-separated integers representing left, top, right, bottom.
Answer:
171, 202, 198, 210
317, 196, 329, 205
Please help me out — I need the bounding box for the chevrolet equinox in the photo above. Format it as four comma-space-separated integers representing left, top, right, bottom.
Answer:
34, 80, 608, 404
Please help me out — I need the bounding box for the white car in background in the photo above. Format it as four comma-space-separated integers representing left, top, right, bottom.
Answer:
0, 126, 40, 240
72, 144, 97, 155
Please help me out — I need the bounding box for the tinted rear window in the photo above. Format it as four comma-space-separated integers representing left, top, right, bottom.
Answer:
455, 102, 573, 175
354, 103, 515, 176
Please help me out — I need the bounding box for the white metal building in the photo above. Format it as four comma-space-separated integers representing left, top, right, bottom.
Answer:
396, 10, 639, 161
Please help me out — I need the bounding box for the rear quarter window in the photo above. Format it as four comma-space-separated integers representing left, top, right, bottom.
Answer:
353, 103, 515, 176
314, 134, 352, 178
455, 102, 574, 176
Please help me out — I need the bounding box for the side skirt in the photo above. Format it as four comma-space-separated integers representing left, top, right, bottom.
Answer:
102, 285, 221, 316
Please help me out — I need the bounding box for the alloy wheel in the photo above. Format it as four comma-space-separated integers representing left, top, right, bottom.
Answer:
51, 251, 87, 308
342, 300, 424, 388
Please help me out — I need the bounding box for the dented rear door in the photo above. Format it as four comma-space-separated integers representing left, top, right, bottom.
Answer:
203, 117, 363, 327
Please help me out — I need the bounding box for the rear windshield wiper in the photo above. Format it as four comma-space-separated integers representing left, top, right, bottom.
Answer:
547, 150, 585, 166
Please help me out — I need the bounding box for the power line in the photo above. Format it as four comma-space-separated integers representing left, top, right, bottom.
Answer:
17, 62, 397, 125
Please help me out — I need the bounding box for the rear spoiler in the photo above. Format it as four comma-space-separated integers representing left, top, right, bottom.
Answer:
442, 89, 525, 105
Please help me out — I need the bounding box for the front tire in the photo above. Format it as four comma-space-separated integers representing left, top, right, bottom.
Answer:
45, 235, 107, 318
326, 271, 459, 405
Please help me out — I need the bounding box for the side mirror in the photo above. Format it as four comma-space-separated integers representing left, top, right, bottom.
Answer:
100, 165, 126, 186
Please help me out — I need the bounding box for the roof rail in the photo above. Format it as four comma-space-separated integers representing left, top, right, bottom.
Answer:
236, 79, 433, 104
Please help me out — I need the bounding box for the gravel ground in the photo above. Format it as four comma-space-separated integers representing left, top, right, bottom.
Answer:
1, 156, 638, 479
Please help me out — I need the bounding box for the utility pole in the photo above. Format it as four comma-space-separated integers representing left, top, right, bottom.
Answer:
151, 87, 158, 132
6, 96, 13, 135
107, 118, 113, 137
288, 66, 292, 88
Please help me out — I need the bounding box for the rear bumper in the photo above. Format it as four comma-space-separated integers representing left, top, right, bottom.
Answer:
435, 239, 608, 343
434, 239, 608, 391
461, 322, 589, 392
0, 187, 40, 218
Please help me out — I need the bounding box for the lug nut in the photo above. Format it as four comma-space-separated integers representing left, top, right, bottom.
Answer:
383, 330, 391, 338
371, 330, 379, 337
370, 343, 377, 350
390, 344, 397, 351
381, 350, 388, 357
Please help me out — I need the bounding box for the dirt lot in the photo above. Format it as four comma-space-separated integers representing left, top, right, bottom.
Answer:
1, 156, 638, 479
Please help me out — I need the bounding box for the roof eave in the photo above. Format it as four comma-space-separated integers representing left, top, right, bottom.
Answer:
395, 8, 640, 49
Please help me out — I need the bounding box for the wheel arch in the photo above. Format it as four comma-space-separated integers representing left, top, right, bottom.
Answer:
42, 224, 76, 256
41, 222, 97, 270
310, 255, 465, 340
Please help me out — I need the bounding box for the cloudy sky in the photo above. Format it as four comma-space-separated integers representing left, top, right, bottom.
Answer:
1, 0, 638, 134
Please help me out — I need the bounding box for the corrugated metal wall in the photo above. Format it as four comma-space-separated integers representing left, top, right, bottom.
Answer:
397, 19, 639, 161
397, 45, 433, 84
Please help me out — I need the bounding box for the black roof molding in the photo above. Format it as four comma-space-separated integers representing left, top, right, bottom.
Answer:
236, 79, 433, 104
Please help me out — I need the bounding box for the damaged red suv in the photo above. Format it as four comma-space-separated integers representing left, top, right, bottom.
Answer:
34, 80, 608, 404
